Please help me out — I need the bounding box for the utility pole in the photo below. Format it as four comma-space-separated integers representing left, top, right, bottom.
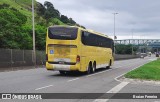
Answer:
113, 13, 118, 54
32, 0, 36, 67
132, 29, 134, 55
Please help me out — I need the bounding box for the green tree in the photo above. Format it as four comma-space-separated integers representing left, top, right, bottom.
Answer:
115, 44, 124, 54
0, 8, 27, 49
44, 1, 60, 21
36, 2, 45, 17
35, 25, 46, 50
69, 18, 76, 25
0, 1, 85, 50
115, 44, 138, 54
60, 15, 69, 24
20, 25, 33, 49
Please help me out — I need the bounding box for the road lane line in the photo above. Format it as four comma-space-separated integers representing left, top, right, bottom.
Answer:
86, 69, 113, 77
148, 58, 157, 61
86, 65, 123, 78
67, 78, 79, 82
113, 66, 123, 68
35, 85, 53, 90
93, 82, 129, 102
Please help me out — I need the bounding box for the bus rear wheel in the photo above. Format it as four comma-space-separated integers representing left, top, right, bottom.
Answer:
59, 71, 66, 75
106, 60, 111, 69
92, 63, 96, 73
86, 64, 92, 74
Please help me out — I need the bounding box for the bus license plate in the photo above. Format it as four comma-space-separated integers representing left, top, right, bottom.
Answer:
59, 61, 65, 64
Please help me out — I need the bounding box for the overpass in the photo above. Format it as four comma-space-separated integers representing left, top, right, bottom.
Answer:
115, 39, 160, 53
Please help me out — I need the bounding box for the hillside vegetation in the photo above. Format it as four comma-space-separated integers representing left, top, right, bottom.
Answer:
0, 0, 84, 50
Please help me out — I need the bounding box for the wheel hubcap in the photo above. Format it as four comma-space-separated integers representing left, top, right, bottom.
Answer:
93, 65, 95, 72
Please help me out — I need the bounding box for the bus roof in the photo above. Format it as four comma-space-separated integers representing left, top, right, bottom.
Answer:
48, 25, 112, 40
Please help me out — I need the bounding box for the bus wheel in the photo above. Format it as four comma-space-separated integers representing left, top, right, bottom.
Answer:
59, 71, 66, 75
92, 62, 96, 73
87, 64, 92, 74
106, 60, 111, 69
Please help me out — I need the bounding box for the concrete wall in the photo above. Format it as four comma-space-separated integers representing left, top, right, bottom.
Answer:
115, 54, 140, 60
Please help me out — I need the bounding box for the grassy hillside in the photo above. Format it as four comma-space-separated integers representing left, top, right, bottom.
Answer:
0, 0, 64, 25
0, 0, 32, 23
0, 0, 83, 50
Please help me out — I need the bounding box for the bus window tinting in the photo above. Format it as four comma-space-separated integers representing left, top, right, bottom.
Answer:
48, 27, 78, 40
81, 31, 113, 49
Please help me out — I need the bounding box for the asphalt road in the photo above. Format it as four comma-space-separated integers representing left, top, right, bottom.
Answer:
0, 56, 159, 102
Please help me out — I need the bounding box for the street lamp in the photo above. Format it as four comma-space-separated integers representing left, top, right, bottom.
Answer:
32, 0, 36, 67
132, 29, 134, 55
113, 12, 118, 54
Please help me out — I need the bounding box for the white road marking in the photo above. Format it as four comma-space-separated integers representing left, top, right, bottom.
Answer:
113, 66, 122, 68
93, 60, 151, 102
148, 58, 157, 61
86, 69, 113, 77
93, 82, 129, 102
67, 78, 79, 82
84, 60, 136, 78
106, 82, 129, 93
35, 85, 53, 90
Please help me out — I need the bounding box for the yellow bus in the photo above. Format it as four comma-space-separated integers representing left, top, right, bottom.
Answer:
46, 25, 114, 74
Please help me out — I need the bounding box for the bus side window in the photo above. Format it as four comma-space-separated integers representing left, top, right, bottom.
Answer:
81, 31, 88, 45
81, 31, 84, 37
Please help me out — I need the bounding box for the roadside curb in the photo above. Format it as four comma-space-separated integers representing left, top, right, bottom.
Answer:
0, 65, 45, 72
118, 77, 160, 86
114, 64, 144, 83
114, 59, 160, 86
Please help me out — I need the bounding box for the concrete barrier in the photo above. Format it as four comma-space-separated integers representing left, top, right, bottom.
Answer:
115, 54, 140, 60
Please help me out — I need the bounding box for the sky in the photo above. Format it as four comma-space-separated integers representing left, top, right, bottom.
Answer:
36, 0, 160, 40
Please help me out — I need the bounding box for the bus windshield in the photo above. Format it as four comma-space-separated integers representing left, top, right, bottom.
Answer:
48, 27, 78, 40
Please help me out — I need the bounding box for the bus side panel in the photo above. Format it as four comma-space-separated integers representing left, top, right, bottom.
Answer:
97, 48, 105, 68
80, 45, 113, 71
80, 45, 95, 72
79, 56, 86, 72
79, 45, 87, 72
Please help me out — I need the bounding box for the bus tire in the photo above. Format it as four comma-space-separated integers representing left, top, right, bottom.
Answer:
59, 71, 66, 75
106, 60, 111, 69
87, 63, 92, 74
92, 62, 96, 73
